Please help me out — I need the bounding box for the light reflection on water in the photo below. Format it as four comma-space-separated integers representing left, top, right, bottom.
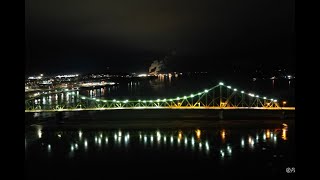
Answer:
25, 126, 290, 161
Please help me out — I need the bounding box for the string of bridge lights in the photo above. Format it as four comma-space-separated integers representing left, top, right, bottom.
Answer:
52, 82, 278, 104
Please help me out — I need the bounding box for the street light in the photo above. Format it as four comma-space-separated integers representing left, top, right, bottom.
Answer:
282, 101, 287, 107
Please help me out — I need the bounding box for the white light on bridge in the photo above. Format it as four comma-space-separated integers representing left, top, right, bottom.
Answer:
170, 99, 173, 101
190, 94, 194, 98
219, 82, 224, 85
162, 99, 166, 102
197, 93, 202, 96
274, 100, 277, 102
263, 97, 266, 99
81, 97, 86, 99
113, 99, 116, 102
157, 99, 160, 102
149, 100, 153, 103
143, 100, 146, 103
227, 86, 231, 89
138, 99, 141, 102
241, 91, 244, 93
233, 89, 237, 91
256, 95, 259, 97
176, 97, 180, 100
183, 96, 187, 99
204, 89, 209, 93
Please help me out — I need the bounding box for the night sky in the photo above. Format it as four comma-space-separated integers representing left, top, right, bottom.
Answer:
25, 0, 295, 75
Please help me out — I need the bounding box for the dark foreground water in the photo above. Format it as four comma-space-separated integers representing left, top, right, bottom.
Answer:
25, 119, 295, 179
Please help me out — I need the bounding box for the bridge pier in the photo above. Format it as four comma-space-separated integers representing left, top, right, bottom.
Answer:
219, 110, 224, 120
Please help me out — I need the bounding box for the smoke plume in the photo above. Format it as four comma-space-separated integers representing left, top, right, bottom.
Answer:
149, 60, 165, 75
148, 49, 175, 75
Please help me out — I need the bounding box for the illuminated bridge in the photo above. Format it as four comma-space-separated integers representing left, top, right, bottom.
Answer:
25, 82, 295, 112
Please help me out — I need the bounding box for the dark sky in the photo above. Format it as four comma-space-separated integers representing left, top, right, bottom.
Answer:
25, 0, 295, 75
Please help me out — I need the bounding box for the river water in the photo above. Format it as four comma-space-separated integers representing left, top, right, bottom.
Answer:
25, 120, 295, 178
